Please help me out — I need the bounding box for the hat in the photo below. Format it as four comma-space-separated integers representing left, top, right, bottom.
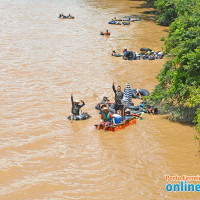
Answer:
103, 96, 108, 99
124, 47, 127, 49
102, 107, 109, 111
100, 104, 107, 108
74, 99, 80, 103
112, 48, 116, 52
125, 108, 130, 112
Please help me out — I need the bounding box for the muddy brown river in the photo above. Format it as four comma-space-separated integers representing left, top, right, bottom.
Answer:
0, 0, 199, 199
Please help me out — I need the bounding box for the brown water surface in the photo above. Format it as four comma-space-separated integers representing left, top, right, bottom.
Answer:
0, 0, 199, 199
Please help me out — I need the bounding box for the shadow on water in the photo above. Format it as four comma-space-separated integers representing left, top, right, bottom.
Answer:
129, 0, 155, 8
128, 0, 158, 21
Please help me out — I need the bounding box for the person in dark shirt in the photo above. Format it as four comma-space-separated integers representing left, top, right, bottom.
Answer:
147, 105, 158, 114
70, 94, 85, 122
112, 81, 124, 115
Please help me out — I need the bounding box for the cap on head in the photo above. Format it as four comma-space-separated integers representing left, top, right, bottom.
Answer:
74, 99, 80, 103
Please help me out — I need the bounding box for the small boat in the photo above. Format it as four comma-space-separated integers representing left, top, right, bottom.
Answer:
95, 116, 137, 132
122, 21, 130, 25
67, 113, 90, 120
95, 112, 144, 132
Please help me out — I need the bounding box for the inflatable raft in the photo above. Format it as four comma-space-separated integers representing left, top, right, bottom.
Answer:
131, 89, 150, 98
124, 51, 136, 60
100, 32, 110, 35
95, 116, 137, 132
122, 21, 130, 25
113, 18, 137, 22
112, 54, 123, 57
68, 113, 90, 120
108, 21, 121, 25
95, 112, 144, 132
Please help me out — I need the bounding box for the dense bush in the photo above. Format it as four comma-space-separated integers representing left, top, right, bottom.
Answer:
146, 0, 200, 136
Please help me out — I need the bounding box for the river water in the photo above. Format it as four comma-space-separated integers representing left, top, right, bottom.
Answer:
0, 0, 199, 199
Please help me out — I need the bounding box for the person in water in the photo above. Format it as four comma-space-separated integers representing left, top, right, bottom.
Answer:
68, 14, 74, 18
147, 106, 158, 114
100, 30, 110, 35
98, 107, 113, 130
100, 96, 110, 106
97, 96, 110, 111
59, 13, 64, 18
123, 47, 127, 54
70, 94, 85, 122
113, 81, 124, 115
123, 47, 128, 59
105, 30, 110, 35
136, 89, 143, 99
112, 49, 117, 56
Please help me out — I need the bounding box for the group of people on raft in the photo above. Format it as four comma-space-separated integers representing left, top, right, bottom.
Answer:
108, 17, 142, 25
70, 82, 158, 130
112, 47, 164, 60
58, 13, 75, 19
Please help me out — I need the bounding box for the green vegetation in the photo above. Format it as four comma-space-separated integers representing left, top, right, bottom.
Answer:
160, 36, 165, 41
144, 0, 200, 138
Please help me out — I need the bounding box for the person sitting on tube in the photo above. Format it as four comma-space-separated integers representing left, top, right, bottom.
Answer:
136, 89, 143, 99
123, 47, 128, 59
105, 30, 110, 35
125, 108, 131, 116
59, 13, 64, 19
70, 93, 85, 122
147, 106, 158, 114
100, 30, 110, 35
111, 49, 117, 56
100, 96, 110, 107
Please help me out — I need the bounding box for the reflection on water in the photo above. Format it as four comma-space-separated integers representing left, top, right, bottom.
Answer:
0, 0, 199, 199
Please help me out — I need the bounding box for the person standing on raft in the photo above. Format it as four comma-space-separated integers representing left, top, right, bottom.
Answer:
98, 107, 113, 131
112, 81, 124, 115
70, 94, 85, 122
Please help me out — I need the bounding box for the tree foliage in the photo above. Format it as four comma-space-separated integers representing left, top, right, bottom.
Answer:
146, 0, 200, 136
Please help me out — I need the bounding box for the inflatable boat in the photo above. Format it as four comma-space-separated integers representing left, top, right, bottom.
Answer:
131, 89, 150, 98
124, 51, 136, 60
68, 113, 90, 120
